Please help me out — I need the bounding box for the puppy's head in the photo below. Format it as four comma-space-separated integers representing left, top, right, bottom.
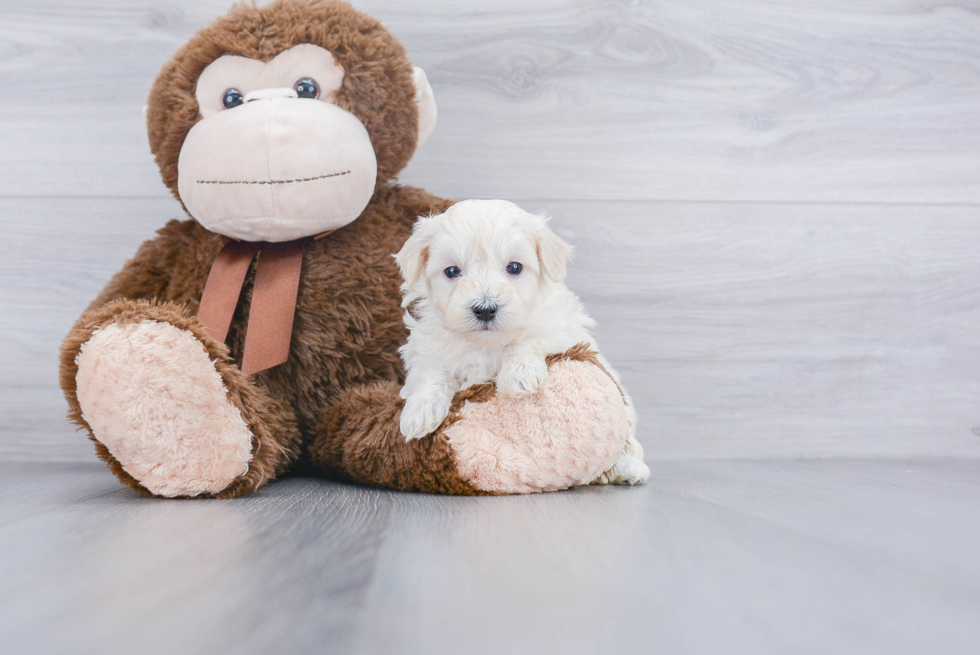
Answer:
395, 199, 572, 344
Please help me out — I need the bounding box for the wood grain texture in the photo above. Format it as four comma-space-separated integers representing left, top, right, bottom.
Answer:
1, 460, 978, 654
2, 3, 979, 652
0, 463, 393, 654
0, 197, 180, 462
4, 197, 979, 461
1, 1, 979, 461
536, 199, 980, 459
0, 0, 978, 202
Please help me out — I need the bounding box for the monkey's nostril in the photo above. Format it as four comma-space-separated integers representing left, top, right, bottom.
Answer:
471, 304, 497, 323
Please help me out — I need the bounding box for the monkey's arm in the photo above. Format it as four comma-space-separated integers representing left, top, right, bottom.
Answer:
82, 219, 223, 313
61, 218, 221, 408
62, 219, 213, 402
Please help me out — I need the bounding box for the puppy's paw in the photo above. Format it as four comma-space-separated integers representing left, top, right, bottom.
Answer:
400, 390, 453, 441
609, 455, 651, 485
624, 434, 645, 461
595, 455, 650, 486
497, 355, 548, 397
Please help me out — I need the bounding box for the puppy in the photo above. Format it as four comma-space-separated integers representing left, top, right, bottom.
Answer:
394, 199, 649, 485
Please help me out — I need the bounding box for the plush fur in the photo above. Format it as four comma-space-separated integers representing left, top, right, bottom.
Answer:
61, 186, 453, 497
61, 298, 302, 498
147, 0, 420, 201
313, 380, 487, 495
61, 0, 453, 497
60, 0, 646, 498
445, 353, 629, 493
310, 345, 629, 494
75, 320, 254, 497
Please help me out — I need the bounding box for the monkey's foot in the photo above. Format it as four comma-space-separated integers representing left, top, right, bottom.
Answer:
75, 320, 253, 497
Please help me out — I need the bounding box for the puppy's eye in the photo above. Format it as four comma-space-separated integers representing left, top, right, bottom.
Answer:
294, 77, 320, 99
222, 88, 244, 109
444, 266, 462, 279
506, 262, 523, 275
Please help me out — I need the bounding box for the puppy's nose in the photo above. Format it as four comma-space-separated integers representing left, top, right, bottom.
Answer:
471, 303, 498, 323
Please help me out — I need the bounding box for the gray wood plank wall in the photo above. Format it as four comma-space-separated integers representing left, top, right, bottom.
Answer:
1, 0, 979, 461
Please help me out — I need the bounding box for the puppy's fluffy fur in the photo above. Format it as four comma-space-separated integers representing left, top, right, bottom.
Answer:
394, 199, 649, 485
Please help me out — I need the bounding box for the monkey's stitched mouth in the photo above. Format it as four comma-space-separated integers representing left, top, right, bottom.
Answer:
196, 170, 351, 185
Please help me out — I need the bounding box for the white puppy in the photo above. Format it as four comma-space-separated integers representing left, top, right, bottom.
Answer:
394, 199, 649, 485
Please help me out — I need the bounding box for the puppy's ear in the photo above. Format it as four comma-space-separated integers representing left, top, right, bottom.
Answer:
395, 216, 434, 290
533, 216, 573, 282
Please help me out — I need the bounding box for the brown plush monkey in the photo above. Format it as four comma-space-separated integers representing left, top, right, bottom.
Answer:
60, 0, 633, 498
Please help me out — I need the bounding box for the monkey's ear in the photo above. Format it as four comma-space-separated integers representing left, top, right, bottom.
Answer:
412, 67, 437, 147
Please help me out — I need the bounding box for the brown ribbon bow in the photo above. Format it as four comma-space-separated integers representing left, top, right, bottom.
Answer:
198, 235, 327, 375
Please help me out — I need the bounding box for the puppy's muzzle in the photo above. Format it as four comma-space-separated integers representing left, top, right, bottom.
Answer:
471, 303, 498, 323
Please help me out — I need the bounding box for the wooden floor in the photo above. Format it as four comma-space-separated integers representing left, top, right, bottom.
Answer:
2, 1, 980, 653
1, 460, 978, 655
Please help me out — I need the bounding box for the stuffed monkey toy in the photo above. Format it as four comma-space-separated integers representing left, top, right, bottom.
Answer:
60, 0, 636, 498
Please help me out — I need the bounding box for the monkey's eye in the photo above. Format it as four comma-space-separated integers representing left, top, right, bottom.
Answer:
222, 88, 244, 109
506, 262, 523, 275
444, 266, 461, 279
294, 77, 320, 99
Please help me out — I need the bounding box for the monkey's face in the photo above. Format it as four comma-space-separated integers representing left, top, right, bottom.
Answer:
148, 1, 438, 241
175, 43, 428, 242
